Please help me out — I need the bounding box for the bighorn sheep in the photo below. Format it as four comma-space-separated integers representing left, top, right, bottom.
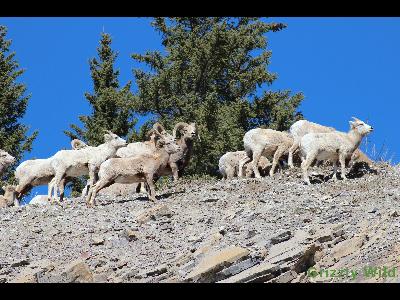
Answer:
288, 120, 336, 168
0, 185, 17, 208
299, 117, 373, 185
116, 123, 171, 158
238, 128, 293, 178
0, 149, 15, 177
85, 129, 180, 206
50, 131, 126, 202
13, 139, 89, 205
166, 122, 198, 180
219, 151, 270, 179
116, 122, 198, 184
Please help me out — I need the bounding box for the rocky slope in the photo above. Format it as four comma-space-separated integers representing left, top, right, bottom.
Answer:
1, 162, 400, 283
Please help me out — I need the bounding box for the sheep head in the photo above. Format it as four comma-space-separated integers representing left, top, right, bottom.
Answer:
152, 122, 167, 135
349, 117, 373, 136
103, 131, 127, 149
173, 122, 198, 140
150, 129, 180, 154
0, 150, 15, 175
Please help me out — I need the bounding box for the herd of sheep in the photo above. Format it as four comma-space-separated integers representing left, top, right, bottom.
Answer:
0, 117, 373, 208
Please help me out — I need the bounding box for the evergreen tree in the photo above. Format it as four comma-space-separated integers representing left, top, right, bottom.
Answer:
65, 32, 136, 145
132, 17, 303, 176
65, 32, 137, 194
0, 25, 38, 186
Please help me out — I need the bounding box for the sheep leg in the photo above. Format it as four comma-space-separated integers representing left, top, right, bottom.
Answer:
238, 156, 251, 178
288, 139, 299, 168
251, 150, 263, 179
59, 178, 67, 202
339, 154, 347, 181
270, 147, 285, 176
145, 174, 157, 202
226, 166, 235, 179
86, 166, 97, 192
170, 162, 179, 181
245, 162, 252, 178
52, 172, 66, 203
331, 160, 338, 181
87, 178, 114, 207
48, 178, 55, 201
301, 151, 317, 185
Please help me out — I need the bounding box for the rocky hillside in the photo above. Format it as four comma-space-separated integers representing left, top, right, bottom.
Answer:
1, 162, 400, 283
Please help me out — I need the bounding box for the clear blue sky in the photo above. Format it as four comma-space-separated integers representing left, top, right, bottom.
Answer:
1, 17, 399, 200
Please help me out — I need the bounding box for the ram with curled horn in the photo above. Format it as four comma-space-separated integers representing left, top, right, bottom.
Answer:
173, 122, 189, 139
153, 122, 167, 135
160, 121, 198, 181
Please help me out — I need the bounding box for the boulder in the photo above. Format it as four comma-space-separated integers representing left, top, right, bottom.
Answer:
136, 204, 174, 225
185, 246, 250, 282
218, 261, 280, 283
61, 259, 93, 283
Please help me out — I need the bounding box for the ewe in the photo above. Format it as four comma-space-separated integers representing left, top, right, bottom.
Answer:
288, 120, 335, 168
13, 138, 89, 205
299, 117, 373, 185
0, 149, 15, 177
239, 128, 293, 178
85, 129, 180, 206
219, 151, 270, 179
50, 131, 126, 202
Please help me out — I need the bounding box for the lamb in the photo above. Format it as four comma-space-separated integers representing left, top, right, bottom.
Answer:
0, 149, 15, 177
288, 120, 336, 168
0, 185, 17, 208
299, 117, 373, 185
85, 129, 180, 206
218, 151, 270, 179
50, 131, 126, 202
238, 128, 294, 178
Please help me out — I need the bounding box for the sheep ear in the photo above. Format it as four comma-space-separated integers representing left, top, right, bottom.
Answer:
1, 186, 5, 190
349, 121, 356, 129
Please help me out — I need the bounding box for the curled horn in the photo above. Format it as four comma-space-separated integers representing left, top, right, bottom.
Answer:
193, 123, 201, 142
146, 128, 162, 140
173, 122, 189, 138
152, 122, 166, 134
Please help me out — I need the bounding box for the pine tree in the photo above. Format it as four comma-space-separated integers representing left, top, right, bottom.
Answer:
132, 17, 304, 176
65, 32, 137, 194
65, 32, 136, 145
0, 25, 38, 186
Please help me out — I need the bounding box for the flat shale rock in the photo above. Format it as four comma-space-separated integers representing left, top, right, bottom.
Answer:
185, 246, 250, 282
0, 162, 398, 283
